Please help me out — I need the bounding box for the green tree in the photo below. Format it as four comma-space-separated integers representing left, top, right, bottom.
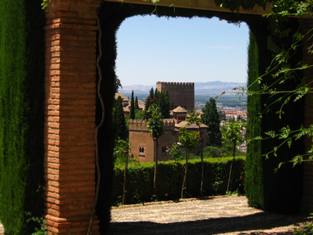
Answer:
130, 90, 135, 119
113, 139, 130, 204
187, 111, 205, 195
135, 96, 139, 110
113, 97, 128, 142
146, 104, 164, 192
222, 120, 245, 192
158, 91, 170, 118
144, 88, 155, 119
178, 128, 200, 198
168, 143, 183, 162
202, 98, 222, 146
145, 88, 170, 119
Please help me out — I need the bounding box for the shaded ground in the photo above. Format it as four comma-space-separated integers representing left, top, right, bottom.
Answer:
110, 196, 308, 235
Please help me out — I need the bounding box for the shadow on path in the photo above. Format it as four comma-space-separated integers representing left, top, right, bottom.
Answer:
109, 212, 308, 235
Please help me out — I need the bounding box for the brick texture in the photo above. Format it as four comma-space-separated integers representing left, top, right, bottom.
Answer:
45, 0, 101, 234
156, 82, 195, 111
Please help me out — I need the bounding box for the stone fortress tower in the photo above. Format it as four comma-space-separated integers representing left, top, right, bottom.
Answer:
156, 81, 194, 111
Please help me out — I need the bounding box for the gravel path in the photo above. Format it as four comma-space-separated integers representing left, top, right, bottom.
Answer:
110, 196, 308, 235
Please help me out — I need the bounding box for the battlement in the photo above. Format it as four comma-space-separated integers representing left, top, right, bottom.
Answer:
156, 81, 195, 111
156, 81, 194, 88
128, 120, 148, 131
128, 119, 176, 131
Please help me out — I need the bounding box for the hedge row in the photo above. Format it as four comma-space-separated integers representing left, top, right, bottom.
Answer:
0, 0, 45, 234
245, 30, 264, 209
112, 157, 245, 205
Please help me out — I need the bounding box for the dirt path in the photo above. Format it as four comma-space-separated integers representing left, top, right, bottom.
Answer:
110, 196, 308, 235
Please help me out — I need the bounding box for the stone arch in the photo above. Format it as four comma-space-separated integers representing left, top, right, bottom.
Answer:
44, 1, 312, 234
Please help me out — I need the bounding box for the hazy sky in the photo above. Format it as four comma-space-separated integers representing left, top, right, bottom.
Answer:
116, 15, 249, 86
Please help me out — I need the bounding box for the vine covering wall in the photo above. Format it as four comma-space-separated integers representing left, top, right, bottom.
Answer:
0, 0, 45, 234
245, 17, 305, 212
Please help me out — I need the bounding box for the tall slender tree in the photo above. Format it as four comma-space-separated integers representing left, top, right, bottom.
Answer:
130, 90, 135, 119
178, 128, 199, 199
146, 104, 164, 193
135, 96, 139, 110
144, 88, 155, 119
187, 112, 205, 196
158, 91, 170, 118
202, 98, 222, 146
223, 120, 245, 192
113, 139, 130, 204
113, 97, 128, 142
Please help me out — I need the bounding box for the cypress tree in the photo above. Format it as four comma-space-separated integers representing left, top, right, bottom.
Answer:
144, 88, 155, 119
0, 0, 45, 233
135, 96, 139, 110
113, 97, 128, 141
202, 98, 222, 146
159, 92, 170, 118
130, 90, 135, 119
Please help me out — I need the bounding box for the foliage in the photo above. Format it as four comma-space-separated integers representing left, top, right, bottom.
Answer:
146, 104, 164, 140
27, 216, 46, 235
294, 222, 313, 235
244, 11, 305, 212
222, 120, 245, 153
214, 0, 267, 11
113, 97, 128, 142
187, 111, 201, 126
168, 143, 183, 162
0, 0, 45, 234
178, 128, 200, 152
135, 110, 145, 119
203, 146, 225, 158
178, 128, 200, 198
113, 139, 130, 164
146, 104, 164, 191
245, 31, 264, 209
130, 90, 135, 119
112, 157, 245, 204
155, 90, 171, 118
135, 96, 139, 109
144, 88, 155, 119
144, 88, 170, 119
202, 98, 222, 146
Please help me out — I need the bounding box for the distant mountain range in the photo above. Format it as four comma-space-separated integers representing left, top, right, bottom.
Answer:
120, 81, 246, 96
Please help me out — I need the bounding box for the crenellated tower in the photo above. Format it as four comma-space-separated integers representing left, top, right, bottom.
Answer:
156, 81, 195, 111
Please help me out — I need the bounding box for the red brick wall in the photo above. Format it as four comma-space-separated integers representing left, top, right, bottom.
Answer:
128, 121, 177, 162
156, 82, 195, 111
45, 0, 100, 233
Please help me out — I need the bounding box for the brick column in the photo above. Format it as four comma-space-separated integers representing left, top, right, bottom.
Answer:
45, 0, 101, 234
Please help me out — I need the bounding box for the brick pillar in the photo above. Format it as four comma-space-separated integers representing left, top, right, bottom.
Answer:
45, 0, 101, 234
302, 20, 313, 212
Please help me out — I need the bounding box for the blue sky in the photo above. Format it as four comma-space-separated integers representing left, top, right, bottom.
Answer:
116, 15, 249, 86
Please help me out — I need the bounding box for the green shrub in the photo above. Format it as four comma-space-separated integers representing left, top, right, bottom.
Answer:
203, 146, 225, 158
0, 0, 45, 234
294, 222, 313, 235
112, 157, 245, 205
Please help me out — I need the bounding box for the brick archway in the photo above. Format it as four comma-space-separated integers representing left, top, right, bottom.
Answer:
44, 1, 313, 234
45, 1, 101, 233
